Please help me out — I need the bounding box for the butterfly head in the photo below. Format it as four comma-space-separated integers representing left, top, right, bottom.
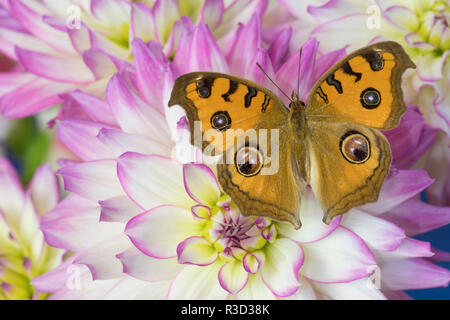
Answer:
289, 90, 305, 110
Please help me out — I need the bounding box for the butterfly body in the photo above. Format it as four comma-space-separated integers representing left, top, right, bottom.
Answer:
169, 41, 415, 229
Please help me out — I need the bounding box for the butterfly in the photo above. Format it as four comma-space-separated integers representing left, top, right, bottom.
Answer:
168, 41, 415, 229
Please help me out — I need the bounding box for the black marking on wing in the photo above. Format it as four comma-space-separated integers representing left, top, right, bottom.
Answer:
261, 94, 271, 113
317, 86, 329, 104
326, 73, 343, 94
221, 79, 238, 102
342, 61, 362, 82
244, 86, 258, 108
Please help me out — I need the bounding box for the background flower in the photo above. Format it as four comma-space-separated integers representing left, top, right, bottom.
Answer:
0, 157, 63, 299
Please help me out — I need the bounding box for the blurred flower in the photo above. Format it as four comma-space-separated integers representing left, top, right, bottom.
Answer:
0, 0, 267, 118
30, 13, 450, 299
0, 158, 63, 299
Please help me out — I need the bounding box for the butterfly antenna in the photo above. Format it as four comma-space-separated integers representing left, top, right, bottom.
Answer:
296, 47, 303, 98
256, 62, 292, 102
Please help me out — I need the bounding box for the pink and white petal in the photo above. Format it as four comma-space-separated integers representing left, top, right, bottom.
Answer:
118, 247, 181, 281
301, 226, 376, 283
41, 194, 124, 251
0, 71, 34, 96
31, 255, 78, 293
380, 258, 450, 290
198, 0, 224, 29
183, 163, 220, 206
381, 198, 450, 236
28, 163, 60, 216
1, 77, 74, 118
99, 195, 143, 223
376, 238, 434, 262
361, 170, 434, 215
97, 128, 171, 158
312, 278, 386, 300
162, 16, 194, 57
15, 47, 95, 84
117, 153, 194, 210
246, 48, 277, 92
74, 234, 131, 280
0, 157, 25, 226
218, 259, 248, 294
260, 238, 304, 297
65, 90, 117, 126
342, 210, 405, 251
58, 160, 123, 201
57, 120, 115, 161
235, 273, 277, 300
417, 50, 449, 82
18, 194, 41, 248
9, 0, 77, 54
168, 262, 228, 299
125, 205, 200, 259
102, 276, 170, 300
277, 188, 341, 243
82, 48, 118, 80
215, 0, 268, 38
283, 276, 317, 300
130, 3, 158, 43
106, 73, 170, 141
132, 39, 172, 111
90, 0, 130, 27
177, 236, 218, 266
227, 13, 261, 77
383, 5, 419, 32
152, 0, 180, 42
0, 26, 55, 59
268, 26, 292, 71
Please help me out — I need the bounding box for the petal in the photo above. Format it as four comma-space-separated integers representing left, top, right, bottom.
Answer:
183, 163, 220, 206
57, 120, 115, 161
268, 26, 292, 71
173, 23, 229, 74
383, 5, 419, 32
27, 163, 60, 216
376, 238, 434, 262
218, 259, 248, 294
284, 276, 317, 300
168, 262, 228, 299
361, 170, 434, 214
106, 73, 170, 141
260, 238, 304, 297
152, 0, 180, 42
1, 77, 74, 118
118, 247, 181, 281
301, 226, 376, 283
0, 157, 25, 226
99, 195, 143, 223
82, 48, 118, 80
132, 38, 172, 112
125, 205, 200, 259
15, 47, 95, 83
58, 160, 123, 201
380, 258, 450, 290
65, 90, 117, 126
277, 187, 341, 243
198, 0, 225, 29
74, 235, 131, 280
97, 128, 171, 158
242, 252, 262, 274
130, 3, 157, 43
117, 152, 195, 210
342, 210, 405, 251
177, 236, 218, 266
381, 198, 450, 237
313, 278, 386, 300
227, 13, 261, 77
9, 0, 76, 54
235, 273, 276, 300
40, 194, 124, 251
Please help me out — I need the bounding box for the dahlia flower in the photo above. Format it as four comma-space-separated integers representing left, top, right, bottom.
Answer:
0, 0, 267, 118
31, 13, 450, 299
0, 157, 63, 299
